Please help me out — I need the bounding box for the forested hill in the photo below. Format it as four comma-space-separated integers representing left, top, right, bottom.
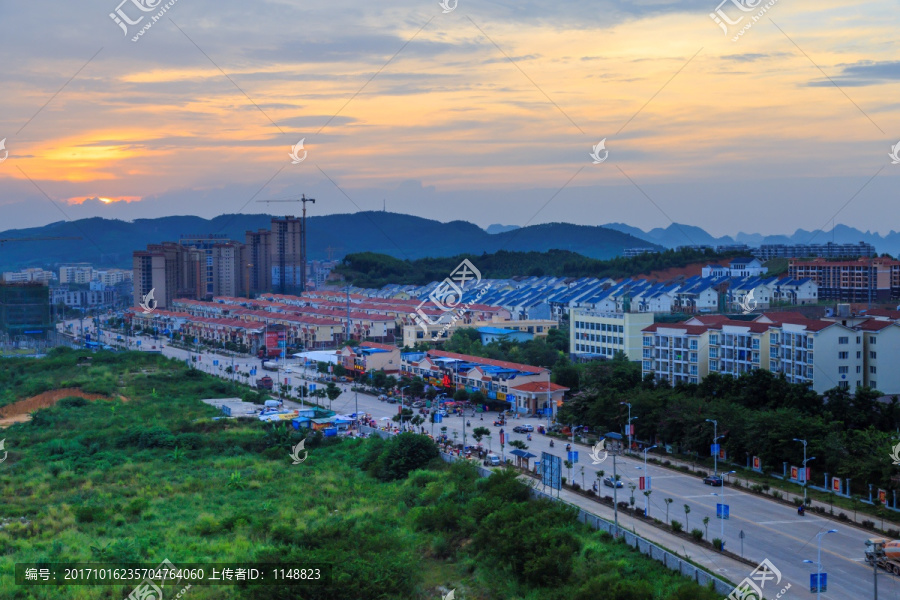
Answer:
336, 247, 742, 287
0, 213, 658, 271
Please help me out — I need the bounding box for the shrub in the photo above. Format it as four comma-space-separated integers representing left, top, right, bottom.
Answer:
772, 491, 782, 500
762, 484, 770, 492
712, 538, 724, 550
58, 396, 89, 409
838, 512, 848, 521
888, 529, 900, 538
793, 497, 803, 506
690, 528, 703, 541
696, 471, 708, 478
862, 520, 875, 529
671, 520, 683, 533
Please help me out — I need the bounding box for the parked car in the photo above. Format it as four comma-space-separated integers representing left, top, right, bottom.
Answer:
603, 477, 624, 488
412, 401, 425, 408
703, 475, 724, 486
483, 454, 501, 467
512, 424, 534, 433
493, 420, 504, 427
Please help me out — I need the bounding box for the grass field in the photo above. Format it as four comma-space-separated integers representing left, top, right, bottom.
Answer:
0, 349, 722, 599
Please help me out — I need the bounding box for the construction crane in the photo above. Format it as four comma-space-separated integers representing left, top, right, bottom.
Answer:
257, 194, 316, 294
0, 236, 81, 246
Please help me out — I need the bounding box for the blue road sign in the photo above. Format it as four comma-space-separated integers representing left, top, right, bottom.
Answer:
309, 384, 316, 392
710, 443, 720, 455
136, 340, 141, 346
567, 451, 579, 463
810, 573, 827, 592
85, 334, 91, 342
716, 503, 730, 519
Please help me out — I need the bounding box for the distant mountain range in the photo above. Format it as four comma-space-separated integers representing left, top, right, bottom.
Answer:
0, 213, 894, 272
0, 213, 658, 271
603, 222, 900, 255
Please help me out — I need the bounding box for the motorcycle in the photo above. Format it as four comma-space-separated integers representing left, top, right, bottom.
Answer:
549, 440, 554, 447
527, 434, 532, 441
797, 505, 805, 516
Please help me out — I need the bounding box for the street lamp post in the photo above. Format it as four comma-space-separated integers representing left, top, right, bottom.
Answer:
711, 470, 736, 548
400, 386, 410, 432
613, 453, 620, 537
803, 529, 838, 600
620, 402, 632, 452
643, 445, 657, 516
793, 438, 814, 503
706, 418, 722, 476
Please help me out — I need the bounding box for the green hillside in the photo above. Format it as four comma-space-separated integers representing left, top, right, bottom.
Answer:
0, 213, 660, 271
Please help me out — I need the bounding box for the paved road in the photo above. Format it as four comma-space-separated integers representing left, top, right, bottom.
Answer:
58, 319, 897, 599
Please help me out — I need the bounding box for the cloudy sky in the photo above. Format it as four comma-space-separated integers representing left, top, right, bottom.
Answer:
1, 0, 899, 237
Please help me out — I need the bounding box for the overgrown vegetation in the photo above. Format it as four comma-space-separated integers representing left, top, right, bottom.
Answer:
559, 355, 900, 496
337, 247, 744, 287
0, 348, 722, 599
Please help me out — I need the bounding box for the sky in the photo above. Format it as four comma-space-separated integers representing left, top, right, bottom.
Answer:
1, 0, 899, 237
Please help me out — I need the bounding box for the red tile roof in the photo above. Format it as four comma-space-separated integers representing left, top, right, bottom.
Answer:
856, 319, 896, 331
642, 323, 710, 335
511, 381, 569, 393
427, 350, 545, 374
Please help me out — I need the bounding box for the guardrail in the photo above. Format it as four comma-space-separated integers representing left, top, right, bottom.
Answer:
438, 451, 734, 596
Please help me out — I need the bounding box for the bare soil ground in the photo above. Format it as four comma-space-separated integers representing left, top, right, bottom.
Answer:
0, 388, 128, 428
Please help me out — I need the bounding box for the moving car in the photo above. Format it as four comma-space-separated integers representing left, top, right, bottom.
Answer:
603, 477, 624, 488
703, 475, 724, 486
512, 424, 534, 433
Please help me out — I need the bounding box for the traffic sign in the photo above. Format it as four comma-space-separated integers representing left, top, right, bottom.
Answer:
639, 476, 651, 490
567, 451, 579, 463
716, 503, 730, 519
710, 443, 720, 456
309, 384, 316, 391
810, 573, 827, 592
434, 414, 442, 423
213, 360, 219, 366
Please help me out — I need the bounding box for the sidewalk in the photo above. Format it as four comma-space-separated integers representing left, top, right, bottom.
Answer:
619, 448, 900, 534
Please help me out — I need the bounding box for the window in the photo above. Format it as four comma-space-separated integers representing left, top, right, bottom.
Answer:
839, 381, 849, 390
856, 336, 861, 344
870, 351, 877, 359
857, 365, 862, 373
838, 336, 848, 344
838, 352, 848, 359
839, 366, 848, 374
871, 381, 877, 388
690, 352, 698, 363
857, 351, 862, 359
643, 337, 651, 346
870, 366, 877, 374
710, 360, 718, 370
619, 325, 624, 333
690, 340, 698, 350
642, 361, 650, 370
870, 336, 877, 345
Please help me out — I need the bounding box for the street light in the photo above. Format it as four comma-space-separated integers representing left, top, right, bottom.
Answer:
706, 419, 722, 476
793, 438, 813, 503
400, 386, 410, 431
643, 445, 657, 516
711, 469, 736, 549
803, 529, 838, 600
620, 402, 633, 452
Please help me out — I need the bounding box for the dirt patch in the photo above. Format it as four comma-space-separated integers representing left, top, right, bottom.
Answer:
0, 388, 126, 428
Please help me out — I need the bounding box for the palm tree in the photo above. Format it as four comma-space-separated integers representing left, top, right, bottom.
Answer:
664, 498, 673, 523
683, 504, 691, 530
643, 490, 652, 517
564, 459, 573, 483
702, 516, 710, 540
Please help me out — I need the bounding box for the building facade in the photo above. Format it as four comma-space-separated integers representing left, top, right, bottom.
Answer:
570, 310, 654, 361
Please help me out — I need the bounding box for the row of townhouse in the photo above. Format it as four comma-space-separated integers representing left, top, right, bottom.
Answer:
569, 275, 817, 315
640, 311, 900, 394
400, 349, 568, 416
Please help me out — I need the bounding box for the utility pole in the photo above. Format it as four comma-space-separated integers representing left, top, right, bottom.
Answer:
706, 418, 722, 477
613, 453, 620, 537
620, 402, 632, 452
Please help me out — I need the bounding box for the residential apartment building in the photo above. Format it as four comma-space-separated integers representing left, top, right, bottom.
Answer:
756, 242, 876, 261
767, 320, 861, 393
641, 322, 710, 385
2, 268, 55, 284
94, 269, 133, 286
707, 320, 771, 378
570, 310, 654, 361
789, 257, 900, 302
856, 320, 900, 394
60, 264, 93, 284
